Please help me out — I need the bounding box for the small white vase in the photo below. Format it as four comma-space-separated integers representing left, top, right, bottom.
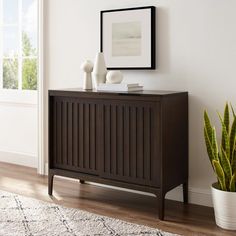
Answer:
106, 71, 123, 84
211, 183, 236, 230
92, 52, 107, 88
80, 60, 93, 90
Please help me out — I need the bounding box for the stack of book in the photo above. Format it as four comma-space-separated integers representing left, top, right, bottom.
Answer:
97, 83, 143, 92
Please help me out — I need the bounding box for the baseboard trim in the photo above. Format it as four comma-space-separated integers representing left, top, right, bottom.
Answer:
166, 186, 212, 207
45, 163, 48, 175
0, 150, 37, 168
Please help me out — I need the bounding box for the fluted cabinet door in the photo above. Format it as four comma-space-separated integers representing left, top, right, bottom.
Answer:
50, 97, 100, 175
99, 100, 161, 187
50, 96, 161, 187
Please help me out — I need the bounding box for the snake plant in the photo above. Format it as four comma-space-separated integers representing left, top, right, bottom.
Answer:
204, 103, 236, 192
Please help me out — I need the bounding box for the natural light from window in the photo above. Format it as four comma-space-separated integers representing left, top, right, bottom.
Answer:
0, 0, 38, 91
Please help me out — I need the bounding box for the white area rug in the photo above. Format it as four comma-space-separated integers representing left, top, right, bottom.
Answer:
0, 190, 179, 236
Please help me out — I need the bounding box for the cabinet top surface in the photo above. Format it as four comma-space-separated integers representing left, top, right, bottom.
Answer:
49, 88, 187, 96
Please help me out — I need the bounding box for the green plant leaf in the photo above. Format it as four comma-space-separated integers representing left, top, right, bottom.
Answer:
204, 126, 215, 164
218, 151, 223, 164
212, 127, 218, 161
229, 173, 236, 192
230, 103, 236, 118
232, 148, 236, 173
212, 160, 227, 191
229, 174, 236, 192
204, 104, 236, 192
218, 112, 230, 159
217, 178, 225, 191
204, 111, 213, 143
224, 103, 230, 134
221, 148, 232, 179
230, 116, 236, 162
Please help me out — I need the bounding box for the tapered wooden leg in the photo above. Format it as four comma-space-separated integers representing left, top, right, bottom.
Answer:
48, 173, 54, 196
183, 181, 188, 204
157, 192, 166, 220
80, 180, 85, 184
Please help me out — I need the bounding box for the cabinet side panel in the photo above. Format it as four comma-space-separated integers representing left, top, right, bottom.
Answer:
48, 95, 54, 169
162, 94, 188, 191
150, 103, 161, 186
52, 99, 57, 167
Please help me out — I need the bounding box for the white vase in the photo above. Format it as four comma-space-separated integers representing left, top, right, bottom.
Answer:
92, 52, 107, 89
106, 70, 123, 84
80, 60, 93, 90
211, 183, 236, 230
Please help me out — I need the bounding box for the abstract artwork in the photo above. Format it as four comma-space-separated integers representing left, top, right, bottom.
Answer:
112, 21, 142, 57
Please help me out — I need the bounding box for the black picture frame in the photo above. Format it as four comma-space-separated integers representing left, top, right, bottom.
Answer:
100, 6, 156, 70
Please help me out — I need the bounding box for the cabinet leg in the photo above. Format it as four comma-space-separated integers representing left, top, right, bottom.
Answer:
157, 192, 166, 220
48, 173, 54, 196
80, 179, 85, 184
183, 181, 188, 204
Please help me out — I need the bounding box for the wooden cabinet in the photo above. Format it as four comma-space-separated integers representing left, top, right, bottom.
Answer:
48, 89, 188, 220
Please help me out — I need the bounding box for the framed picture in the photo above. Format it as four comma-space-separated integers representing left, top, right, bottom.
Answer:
100, 6, 156, 70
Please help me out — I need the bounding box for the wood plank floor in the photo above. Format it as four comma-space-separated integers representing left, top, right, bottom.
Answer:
0, 162, 235, 236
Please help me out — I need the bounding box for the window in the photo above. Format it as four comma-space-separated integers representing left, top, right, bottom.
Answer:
0, 0, 38, 91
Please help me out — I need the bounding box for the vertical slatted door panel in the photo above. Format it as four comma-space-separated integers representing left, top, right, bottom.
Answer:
101, 100, 161, 187
150, 104, 161, 187
51, 97, 99, 175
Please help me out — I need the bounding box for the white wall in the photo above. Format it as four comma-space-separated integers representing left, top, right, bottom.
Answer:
0, 91, 37, 167
44, 0, 236, 206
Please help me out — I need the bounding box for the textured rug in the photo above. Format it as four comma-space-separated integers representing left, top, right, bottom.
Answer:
0, 190, 179, 236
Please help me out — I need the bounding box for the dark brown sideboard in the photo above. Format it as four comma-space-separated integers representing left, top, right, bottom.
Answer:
48, 89, 188, 220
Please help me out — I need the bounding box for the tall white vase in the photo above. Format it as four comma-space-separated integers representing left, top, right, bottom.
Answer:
92, 52, 107, 89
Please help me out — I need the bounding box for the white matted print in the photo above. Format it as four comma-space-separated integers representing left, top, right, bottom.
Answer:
112, 21, 142, 57
101, 6, 156, 69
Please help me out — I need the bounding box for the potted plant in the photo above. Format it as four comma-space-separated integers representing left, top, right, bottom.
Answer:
204, 103, 236, 230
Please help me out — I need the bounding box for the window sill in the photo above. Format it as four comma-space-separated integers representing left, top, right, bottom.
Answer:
0, 89, 37, 106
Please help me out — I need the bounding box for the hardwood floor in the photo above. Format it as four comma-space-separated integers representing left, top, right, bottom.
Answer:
0, 162, 235, 236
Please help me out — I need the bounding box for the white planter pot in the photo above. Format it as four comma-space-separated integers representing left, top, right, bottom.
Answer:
211, 183, 236, 230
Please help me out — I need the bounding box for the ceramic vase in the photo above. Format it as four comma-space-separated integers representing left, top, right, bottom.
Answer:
212, 183, 236, 230
92, 52, 107, 89
80, 60, 93, 90
106, 70, 123, 84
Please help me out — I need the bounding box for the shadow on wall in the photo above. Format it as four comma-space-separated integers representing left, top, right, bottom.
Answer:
189, 94, 216, 189
156, 7, 170, 74
124, 6, 170, 81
